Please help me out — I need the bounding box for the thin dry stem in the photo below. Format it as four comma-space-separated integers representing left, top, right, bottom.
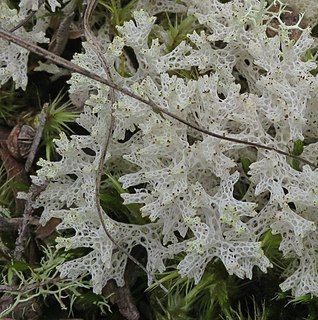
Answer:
0, 27, 315, 169
9, 0, 45, 33
25, 104, 48, 172
84, 0, 165, 297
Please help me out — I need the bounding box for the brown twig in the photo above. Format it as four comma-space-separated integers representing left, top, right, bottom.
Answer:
9, 0, 46, 33
48, 12, 75, 55
13, 183, 48, 262
25, 104, 48, 172
0, 27, 316, 169
104, 281, 140, 320
0, 135, 45, 318
84, 0, 149, 311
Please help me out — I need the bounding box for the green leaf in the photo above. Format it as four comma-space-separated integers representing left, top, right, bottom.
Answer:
7, 266, 13, 285
241, 157, 252, 173
292, 139, 304, 156
9, 260, 33, 272
105, 173, 145, 224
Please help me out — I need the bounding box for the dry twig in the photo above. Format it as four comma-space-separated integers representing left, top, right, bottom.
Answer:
0, 27, 315, 169
9, 0, 45, 33
25, 104, 48, 172
84, 1, 142, 316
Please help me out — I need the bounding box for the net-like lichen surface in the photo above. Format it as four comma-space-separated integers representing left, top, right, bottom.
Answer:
3, 0, 318, 297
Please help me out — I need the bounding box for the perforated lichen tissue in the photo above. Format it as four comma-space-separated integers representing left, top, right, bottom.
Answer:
18, 0, 318, 297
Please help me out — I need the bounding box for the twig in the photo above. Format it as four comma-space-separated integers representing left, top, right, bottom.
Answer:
84, 0, 164, 299
9, 0, 46, 33
14, 183, 48, 262
0, 27, 316, 169
48, 12, 75, 55
0, 182, 47, 318
25, 103, 48, 172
